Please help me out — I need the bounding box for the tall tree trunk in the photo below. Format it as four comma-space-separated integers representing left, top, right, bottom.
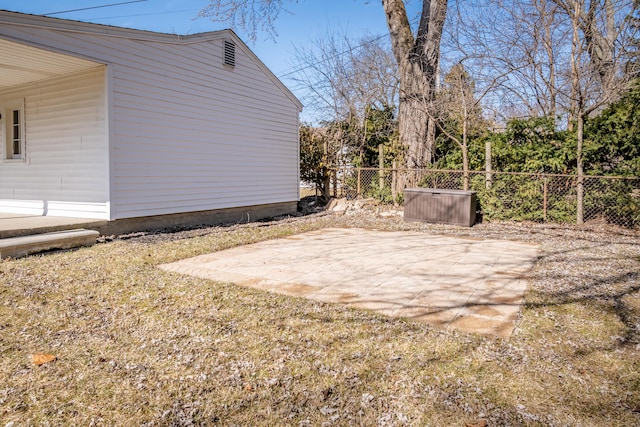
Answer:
576, 112, 585, 224
539, 0, 558, 118
462, 107, 469, 191
553, 0, 620, 102
383, 0, 448, 187
585, 0, 617, 94
567, 0, 584, 224
398, 59, 433, 171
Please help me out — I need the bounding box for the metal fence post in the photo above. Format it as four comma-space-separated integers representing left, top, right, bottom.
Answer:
379, 144, 384, 191
543, 176, 548, 222
392, 161, 397, 204
485, 139, 493, 190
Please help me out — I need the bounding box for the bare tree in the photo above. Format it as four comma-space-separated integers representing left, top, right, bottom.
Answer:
434, 64, 479, 189
433, 62, 505, 189
551, 0, 634, 223
448, 0, 633, 223
450, 0, 632, 120
199, 0, 448, 177
286, 31, 400, 169
444, 0, 572, 123
434, 63, 491, 190
626, 0, 640, 76
198, 0, 292, 41
288, 31, 398, 125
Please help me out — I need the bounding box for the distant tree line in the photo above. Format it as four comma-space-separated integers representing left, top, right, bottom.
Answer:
295, 0, 639, 218
199, 0, 639, 218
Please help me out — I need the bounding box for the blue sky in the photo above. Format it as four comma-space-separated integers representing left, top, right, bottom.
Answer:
0, 0, 410, 108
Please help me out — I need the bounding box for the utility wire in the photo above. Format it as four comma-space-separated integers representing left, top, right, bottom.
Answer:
277, 31, 390, 79
276, 17, 420, 79
39, 0, 410, 83
77, 9, 200, 22
43, 0, 149, 16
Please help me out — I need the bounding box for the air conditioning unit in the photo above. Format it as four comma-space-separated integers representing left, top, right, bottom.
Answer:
404, 188, 477, 227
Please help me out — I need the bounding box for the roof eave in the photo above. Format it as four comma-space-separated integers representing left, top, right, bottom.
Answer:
0, 10, 303, 111
0, 9, 228, 44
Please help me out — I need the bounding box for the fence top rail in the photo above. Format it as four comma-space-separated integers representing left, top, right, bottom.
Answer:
330, 167, 640, 181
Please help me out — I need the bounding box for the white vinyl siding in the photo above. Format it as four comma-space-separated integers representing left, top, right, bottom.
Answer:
0, 18, 301, 220
0, 67, 109, 218
100, 37, 299, 218
110, 53, 299, 217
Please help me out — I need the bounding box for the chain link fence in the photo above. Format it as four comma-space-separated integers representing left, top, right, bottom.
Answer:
302, 168, 640, 229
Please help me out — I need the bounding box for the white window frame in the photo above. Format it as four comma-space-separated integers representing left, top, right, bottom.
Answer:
3, 99, 26, 162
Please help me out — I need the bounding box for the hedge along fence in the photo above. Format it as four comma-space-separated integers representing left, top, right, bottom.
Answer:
315, 168, 640, 228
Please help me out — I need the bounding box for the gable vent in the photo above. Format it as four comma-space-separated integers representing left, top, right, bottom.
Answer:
223, 40, 235, 67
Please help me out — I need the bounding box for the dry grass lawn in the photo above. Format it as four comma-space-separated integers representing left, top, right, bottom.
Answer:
1, 206, 639, 426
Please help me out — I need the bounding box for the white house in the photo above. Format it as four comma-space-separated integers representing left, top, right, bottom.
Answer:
0, 11, 302, 232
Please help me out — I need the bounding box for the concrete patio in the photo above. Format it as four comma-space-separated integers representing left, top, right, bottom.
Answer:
160, 228, 540, 338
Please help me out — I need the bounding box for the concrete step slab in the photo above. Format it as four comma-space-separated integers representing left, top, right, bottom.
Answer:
0, 213, 106, 239
0, 229, 100, 259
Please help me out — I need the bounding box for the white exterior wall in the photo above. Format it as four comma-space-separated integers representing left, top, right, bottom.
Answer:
0, 20, 301, 220
108, 38, 300, 219
0, 67, 109, 218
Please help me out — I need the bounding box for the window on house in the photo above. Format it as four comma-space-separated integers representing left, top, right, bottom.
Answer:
3, 99, 25, 161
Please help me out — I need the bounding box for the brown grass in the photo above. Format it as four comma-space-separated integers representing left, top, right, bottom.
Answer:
1, 206, 639, 426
